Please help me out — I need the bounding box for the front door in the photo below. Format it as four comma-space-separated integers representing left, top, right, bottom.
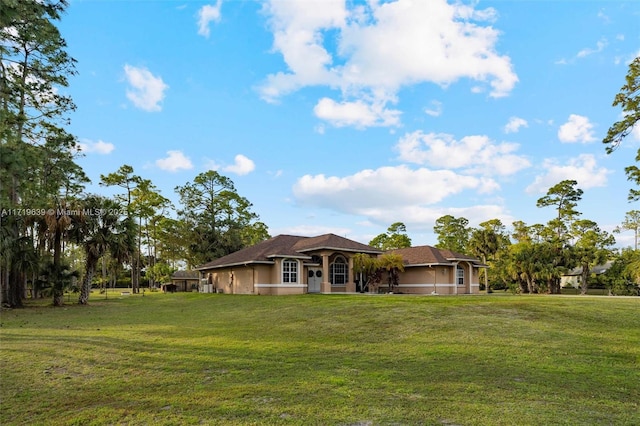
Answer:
308, 268, 322, 293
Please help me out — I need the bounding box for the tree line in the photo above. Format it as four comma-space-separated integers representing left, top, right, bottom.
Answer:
0, 1, 269, 307
368, 185, 639, 295
2, 2, 638, 307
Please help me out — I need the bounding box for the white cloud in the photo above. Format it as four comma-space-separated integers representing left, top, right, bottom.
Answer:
503, 116, 528, 134
222, 154, 255, 176
557, 37, 609, 65
558, 114, 596, 143
525, 154, 611, 194
259, 0, 517, 127
597, 10, 611, 24
577, 38, 608, 58
424, 100, 443, 117
77, 139, 114, 154
314, 97, 401, 128
293, 165, 499, 216
395, 131, 531, 176
197, 1, 222, 38
155, 150, 193, 172
123, 65, 168, 112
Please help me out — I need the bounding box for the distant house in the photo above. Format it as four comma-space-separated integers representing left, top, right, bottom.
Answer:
196, 234, 485, 295
170, 270, 201, 292
560, 261, 613, 289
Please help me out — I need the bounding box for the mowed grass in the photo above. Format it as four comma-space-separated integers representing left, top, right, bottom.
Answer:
1, 293, 639, 425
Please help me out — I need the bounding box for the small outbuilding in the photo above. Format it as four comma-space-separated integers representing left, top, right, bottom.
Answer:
170, 270, 201, 292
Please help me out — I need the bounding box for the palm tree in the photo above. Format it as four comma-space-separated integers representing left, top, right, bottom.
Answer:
43, 200, 73, 306
469, 228, 499, 292
69, 196, 125, 304
378, 253, 405, 293
352, 253, 379, 292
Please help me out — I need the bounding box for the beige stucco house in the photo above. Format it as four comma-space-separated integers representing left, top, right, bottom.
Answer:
196, 234, 485, 295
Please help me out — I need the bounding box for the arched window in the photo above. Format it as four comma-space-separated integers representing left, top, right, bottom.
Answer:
282, 259, 298, 284
330, 256, 348, 285
456, 265, 465, 285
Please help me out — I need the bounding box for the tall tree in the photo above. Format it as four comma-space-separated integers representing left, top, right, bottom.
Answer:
603, 57, 639, 153
468, 219, 508, 292
130, 179, 171, 290
175, 171, 262, 266
614, 210, 640, 250
369, 222, 412, 251
100, 165, 141, 292
571, 220, 615, 295
1, 0, 81, 307
240, 221, 270, 247
535, 180, 584, 293
42, 202, 74, 306
68, 195, 125, 304
511, 220, 532, 243
536, 179, 583, 240
603, 57, 640, 200
155, 217, 189, 268
433, 215, 470, 254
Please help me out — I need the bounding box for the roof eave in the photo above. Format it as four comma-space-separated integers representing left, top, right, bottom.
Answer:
196, 260, 275, 270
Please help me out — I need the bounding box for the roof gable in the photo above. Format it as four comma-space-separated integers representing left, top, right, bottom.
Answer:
293, 233, 381, 254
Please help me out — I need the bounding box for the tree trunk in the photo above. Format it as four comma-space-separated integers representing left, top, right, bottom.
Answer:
580, 265, 590, 295
482, 255, 490, 292
101, 256, 106, 294
527, 277, 535, 294
52, 223, 64, 307
78, 263, 95, 305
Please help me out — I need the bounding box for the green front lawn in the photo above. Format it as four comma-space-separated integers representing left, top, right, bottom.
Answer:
1, 293, 638, 425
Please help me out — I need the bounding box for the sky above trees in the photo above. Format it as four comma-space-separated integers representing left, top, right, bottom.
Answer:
59, 0, 640, 247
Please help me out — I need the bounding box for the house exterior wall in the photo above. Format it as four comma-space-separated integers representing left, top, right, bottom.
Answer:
256, 260, 306, 295
199, 254, 482, 296
202, 263, 308, 295
393, 263, 481, 295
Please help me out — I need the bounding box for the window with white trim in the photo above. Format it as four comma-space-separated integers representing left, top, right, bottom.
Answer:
282, 259, 298, 283
456, 265, 464, 285
330, 256, 348, 285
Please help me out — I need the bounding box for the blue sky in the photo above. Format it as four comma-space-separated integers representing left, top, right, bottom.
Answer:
60, 0, 640, 248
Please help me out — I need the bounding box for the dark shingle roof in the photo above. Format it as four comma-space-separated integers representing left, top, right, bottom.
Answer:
196, 234, 380, 270
293, 233, 381, 254
388, 245, 485, 267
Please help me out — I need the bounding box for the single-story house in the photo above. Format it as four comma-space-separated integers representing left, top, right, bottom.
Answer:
196, 234, 485, 295
170, 270, 201, 292
560, 261, 613, 288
